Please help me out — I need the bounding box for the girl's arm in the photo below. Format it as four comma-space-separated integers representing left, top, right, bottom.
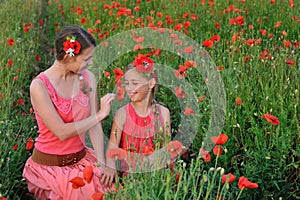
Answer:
30, 73, 114, 142
102, 107, 126, 186
160, 105, 171, 136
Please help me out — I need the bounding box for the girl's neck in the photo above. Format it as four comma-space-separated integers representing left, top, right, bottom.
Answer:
130, 101, 153, 117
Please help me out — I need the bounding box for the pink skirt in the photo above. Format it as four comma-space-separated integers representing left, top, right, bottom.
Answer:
23, 148, 107, 200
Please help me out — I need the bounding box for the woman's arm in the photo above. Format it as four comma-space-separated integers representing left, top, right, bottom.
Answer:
30, 74, 114, 141
86, 70, 106, 165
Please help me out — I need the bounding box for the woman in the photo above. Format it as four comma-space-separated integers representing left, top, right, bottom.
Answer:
23, 25, 114, 199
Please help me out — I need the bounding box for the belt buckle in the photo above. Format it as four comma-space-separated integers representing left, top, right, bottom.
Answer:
61, 153, 78, 166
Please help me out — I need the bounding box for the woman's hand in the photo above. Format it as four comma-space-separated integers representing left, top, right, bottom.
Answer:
99, 165, 117, 188
97, 93, 115, 121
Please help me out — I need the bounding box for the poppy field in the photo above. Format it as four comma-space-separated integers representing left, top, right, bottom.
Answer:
0, 0, 299, 199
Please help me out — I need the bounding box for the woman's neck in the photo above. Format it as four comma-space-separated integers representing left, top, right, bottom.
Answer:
46, 60, 75, 80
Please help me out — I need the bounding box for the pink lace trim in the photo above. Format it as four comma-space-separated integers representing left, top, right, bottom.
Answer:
36, 71, 90, 114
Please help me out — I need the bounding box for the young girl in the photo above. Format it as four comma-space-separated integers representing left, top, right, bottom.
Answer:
22, 25, 115, 199
105, 54, 171, 185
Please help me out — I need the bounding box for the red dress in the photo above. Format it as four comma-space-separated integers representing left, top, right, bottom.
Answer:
119, 103, 164, 172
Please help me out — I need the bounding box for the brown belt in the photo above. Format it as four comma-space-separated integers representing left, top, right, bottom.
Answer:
31, 148, 86, 167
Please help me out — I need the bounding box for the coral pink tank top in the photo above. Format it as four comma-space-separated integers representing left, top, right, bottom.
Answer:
33, 71, 90, 155
120, 103, 164, 153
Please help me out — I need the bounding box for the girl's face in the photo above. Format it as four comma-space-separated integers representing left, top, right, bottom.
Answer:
124, 68, 154, 103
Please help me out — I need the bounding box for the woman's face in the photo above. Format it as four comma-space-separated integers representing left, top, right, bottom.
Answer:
71, 46, 95, 74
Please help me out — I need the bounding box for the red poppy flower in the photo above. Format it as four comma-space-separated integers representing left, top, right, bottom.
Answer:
70, 176, 85, 189
184, 60, 196, 68
8, 59, 13, 66
235, 97, 243, 105
174, 23, 183, 31
238, 176, 258, 190
7, 38, 14, 46
107, 148, 127, 160
222, 173, 236, 183
183, 46, 194, 53
103, 71, 111, 78
184, 107, 195, 116
261, 113, 280, 125
142, 145, 155, 156
286, 60, 295, 66
174, 86, 186, 98
83, 166, 93, 183
92, 193, 104, 200
202, 40, 214, 48
211, 133, 228, 145
167, 140, 183, 159
113, 68, 124, 83
174, 65, 187, 79
63, 38, 81, 56
116, 86, 124, 101
133, 36, 144, 43
283, 40, 292, 48
134, 43, 143, 51
132, 54, 154, 73
25, 137, 34, 150
213, 145, 223, 156
12, 144, 18, 150
200, 148, 211, 162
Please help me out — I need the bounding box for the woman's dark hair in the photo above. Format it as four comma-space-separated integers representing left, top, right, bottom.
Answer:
55, 25, 96, 60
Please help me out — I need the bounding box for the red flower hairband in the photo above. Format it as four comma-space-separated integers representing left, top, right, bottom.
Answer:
63, 36, 81, 57
132, 54, 154, 73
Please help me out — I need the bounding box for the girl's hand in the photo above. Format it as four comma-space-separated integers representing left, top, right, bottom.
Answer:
97, 93, 115, 121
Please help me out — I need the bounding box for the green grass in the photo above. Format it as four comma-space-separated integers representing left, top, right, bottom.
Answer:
0, 0, 299, 199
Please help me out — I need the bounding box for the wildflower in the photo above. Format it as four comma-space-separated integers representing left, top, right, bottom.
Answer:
286, 60, 295, 66
202, 39, 214, 48
235, 97, 243, 105
107, 148, 127, 160
200, 148, 211, 162
70, 177, 85, 189
238, 176, 258, 190
184, 107, 195, 116
261, 113, 280, 125
213, 145, 223, 156
167, 140, 183, 159
222, 173, 236, 183
103, 71, 111, 78
184, 46, 194, 53
211, 133, 228, 145
25, 137, 34, 150
83, 166, 93, 183
142, 145, 155, 156
134, 43, 143, 51
116, 86, 124, 101
92, 193, 103, 200
133, 36, 144, 43
132, 54, 154, 73
7, 38, 14, 46
113, 68, 124, 83
174, 86, 186, 98
174, 65, 187, 79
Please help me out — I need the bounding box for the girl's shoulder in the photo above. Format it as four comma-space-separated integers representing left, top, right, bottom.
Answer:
156, 104, 170, 114
113, 104, 127, 124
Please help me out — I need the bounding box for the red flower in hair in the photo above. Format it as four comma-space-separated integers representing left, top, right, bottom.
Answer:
63, 36, 81, 56
132, 54, 154, 73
